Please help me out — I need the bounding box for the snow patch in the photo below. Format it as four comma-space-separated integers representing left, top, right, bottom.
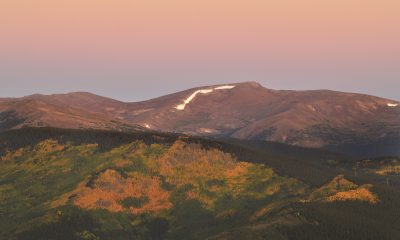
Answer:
175, 85, 236, 110
198, 128, 217, 134
387, 103, 398, 107
307, 105, 316, 112
214, 85, 236, 90
145, 124, 151, 129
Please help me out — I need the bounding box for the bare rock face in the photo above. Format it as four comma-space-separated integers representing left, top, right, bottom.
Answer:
1, 82, 399, 156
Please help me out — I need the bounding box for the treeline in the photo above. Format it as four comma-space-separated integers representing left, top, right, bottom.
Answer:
0, 127, 179, 155
0, 127, 350, 186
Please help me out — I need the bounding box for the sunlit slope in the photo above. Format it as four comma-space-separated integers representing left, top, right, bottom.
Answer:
0, 139, 308, 239
0, 129, 399, 240
1, 82, 399, 157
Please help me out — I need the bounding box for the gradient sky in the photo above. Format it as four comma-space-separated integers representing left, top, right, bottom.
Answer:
0, 0, 399, 101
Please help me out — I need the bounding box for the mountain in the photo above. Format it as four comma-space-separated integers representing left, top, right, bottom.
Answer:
125, 82, 400, 156
1, 82, 399, 156
1, 128, 400, 240
0, 92, 140, 131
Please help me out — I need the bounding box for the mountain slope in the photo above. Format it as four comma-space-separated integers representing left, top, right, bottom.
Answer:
0, 92, 139, 131
0, 130, 309, 239
1, 82, 399, 156
125, 82, 399, 151
1, 128, 400, 240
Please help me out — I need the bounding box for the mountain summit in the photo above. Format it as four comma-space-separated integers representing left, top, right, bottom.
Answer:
1, 82, 399, 156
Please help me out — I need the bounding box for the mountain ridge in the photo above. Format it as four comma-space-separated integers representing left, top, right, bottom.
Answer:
0, 82, 399, 157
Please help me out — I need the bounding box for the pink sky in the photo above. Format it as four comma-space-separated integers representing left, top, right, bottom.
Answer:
0, 0, 399, 101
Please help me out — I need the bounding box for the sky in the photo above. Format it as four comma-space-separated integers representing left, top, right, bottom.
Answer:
0, 0, 399, 102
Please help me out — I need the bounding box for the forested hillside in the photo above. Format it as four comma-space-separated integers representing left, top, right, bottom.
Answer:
0, 128, 399, 239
